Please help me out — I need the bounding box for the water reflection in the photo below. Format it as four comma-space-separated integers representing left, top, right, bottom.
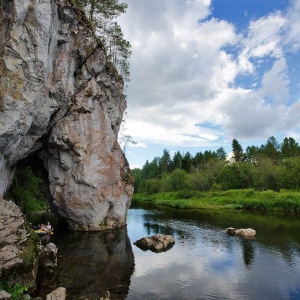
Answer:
32, 203, 300, 300
127, 202, 300, 299
240, 239, 255, 266
36, 228, 134, 299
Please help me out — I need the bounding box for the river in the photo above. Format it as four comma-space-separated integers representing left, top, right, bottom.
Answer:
32, 201, 300, 299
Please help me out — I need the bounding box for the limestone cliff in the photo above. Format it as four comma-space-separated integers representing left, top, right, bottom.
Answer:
0, 0, 133, 230
0, 198, 38, 281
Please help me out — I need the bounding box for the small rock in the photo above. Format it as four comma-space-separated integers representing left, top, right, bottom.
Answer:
225, 227, 236, 236
0, 290, 11, 300
46, 287, 66, 300
39, 243, 58, 269
226, 227, 256, 238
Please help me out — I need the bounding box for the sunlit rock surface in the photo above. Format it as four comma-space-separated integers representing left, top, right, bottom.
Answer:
226, 227, 256, 238
0, 0, 133, 230
134, 234, 175, 252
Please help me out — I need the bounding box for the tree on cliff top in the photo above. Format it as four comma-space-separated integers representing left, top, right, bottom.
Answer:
74, 0, 131, 81
76, 0, 127, 22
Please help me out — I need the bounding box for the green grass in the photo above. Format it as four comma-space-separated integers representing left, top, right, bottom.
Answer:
133, 189, 300, 213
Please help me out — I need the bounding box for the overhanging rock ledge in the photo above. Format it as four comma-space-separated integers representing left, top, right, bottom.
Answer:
0, 0, 134, 230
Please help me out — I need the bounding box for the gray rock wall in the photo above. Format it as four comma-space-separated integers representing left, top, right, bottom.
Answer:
0, 0, 133, 230
0, 198, 31, 279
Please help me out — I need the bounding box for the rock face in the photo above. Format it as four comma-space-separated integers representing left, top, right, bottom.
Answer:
46, 287, 66, 300
0, 0, 133, 230
134, 234, 175, 252
0, 198, 35, 280
39, 243, 58, 270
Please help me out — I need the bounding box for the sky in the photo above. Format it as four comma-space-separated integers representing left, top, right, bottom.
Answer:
117, 0, 300, 169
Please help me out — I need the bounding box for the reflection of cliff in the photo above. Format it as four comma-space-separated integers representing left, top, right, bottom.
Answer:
36, 228, 134, 299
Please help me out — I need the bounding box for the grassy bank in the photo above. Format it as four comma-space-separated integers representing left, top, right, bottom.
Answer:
132, 189, 300, 213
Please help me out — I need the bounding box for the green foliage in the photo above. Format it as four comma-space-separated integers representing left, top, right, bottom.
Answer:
74, 0, 131, 81
161, 170, 189, 192
182, 152, 193, 172
20, 232, 40, 267
9, 166, 48, 214
281, 137, 300, 158
143, 178, 161, 195
130, 168, 142, 192
251, 157, 280, 191
133, 189, 300, 213
160, 149, 172, 174
132, 136, 300, 197
279, 157, 300, 189
232, 138, 244, 162
0, 275, 32, 300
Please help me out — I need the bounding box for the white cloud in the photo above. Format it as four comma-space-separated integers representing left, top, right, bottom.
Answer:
259, 57, 289, 103
117, 0, 300, 161
245, 12, 285, 59
284, 0, 300, 51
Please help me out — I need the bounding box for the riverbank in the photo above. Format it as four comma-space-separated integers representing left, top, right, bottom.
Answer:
132, 189, 300, 213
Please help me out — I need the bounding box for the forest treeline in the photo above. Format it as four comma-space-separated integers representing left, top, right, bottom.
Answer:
131, 136, 300, 195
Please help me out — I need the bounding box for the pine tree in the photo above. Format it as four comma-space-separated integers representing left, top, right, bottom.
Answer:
173, 151, 183, 170
281, 137, 300, 158
75, 0, 131, 81
160, 149, 172, 174
232, 139, 244, 163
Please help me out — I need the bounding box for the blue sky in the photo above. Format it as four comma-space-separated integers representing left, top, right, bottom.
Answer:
117, 0, 300, 169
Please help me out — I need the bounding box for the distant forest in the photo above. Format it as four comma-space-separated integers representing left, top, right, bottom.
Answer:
131, 136, 300, 194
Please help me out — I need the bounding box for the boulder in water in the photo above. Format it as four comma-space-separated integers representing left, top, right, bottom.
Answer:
226, 227, 256, 238
134, 234, 175, 252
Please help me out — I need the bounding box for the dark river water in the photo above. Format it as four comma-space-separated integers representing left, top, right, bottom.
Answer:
31, 201, 300, 300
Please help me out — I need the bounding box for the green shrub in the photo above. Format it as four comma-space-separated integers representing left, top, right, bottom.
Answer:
144, 178, 161, 195
20, 231, 40, 267
0, 275, 32, 300
177, 189, 194, 199
9, 166, 48, 213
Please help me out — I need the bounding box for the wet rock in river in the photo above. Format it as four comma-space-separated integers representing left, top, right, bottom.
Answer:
226, 227, 256, 238
134, 234, 175, 252
38, 243, 58, 271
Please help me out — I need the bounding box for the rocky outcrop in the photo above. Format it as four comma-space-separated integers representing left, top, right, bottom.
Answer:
46, 287, 66, 300
0, 198, 45, 298
134, 234, 175, 252
0, 198, 27, 277
39, 243, 58, 271
0, 0, 133, 230
226, 227, 256, 238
